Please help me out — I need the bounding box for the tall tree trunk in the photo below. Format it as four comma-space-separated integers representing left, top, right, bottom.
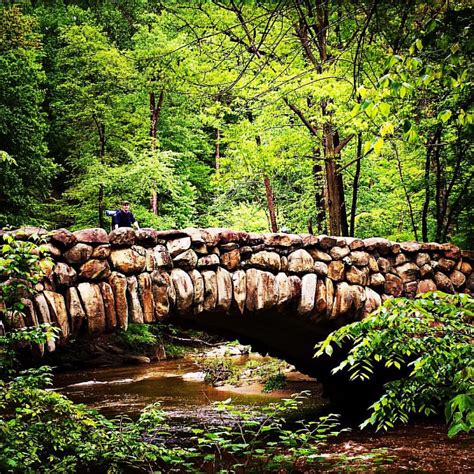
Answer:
215, 128, 220, 170
264, 175, 278, 232
349, 134, 362, 237
312, 147, 326, 233
149, 90, 164, 215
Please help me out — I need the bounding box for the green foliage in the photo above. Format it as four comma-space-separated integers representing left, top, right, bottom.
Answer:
315, 292, 474, 436
200, 357, 241, 386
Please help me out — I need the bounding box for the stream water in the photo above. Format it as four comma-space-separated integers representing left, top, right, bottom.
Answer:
53, 357, 473, 472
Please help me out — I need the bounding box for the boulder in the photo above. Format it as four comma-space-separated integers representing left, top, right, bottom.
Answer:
138, 273, 154, 323
301, 234, 319, 247
363, 288, 381, 318
232, 270, 247, 314
64, 243, 93, 265
43, 290, 70, 342
288, 275, 302, 303
395, 253, 409, 266
73, 228, 109, 245
216, 267, 233, 313
221, 249, 241, 271
363, 237, 391, 254
34, 293, 55, 352
280, 256, 288, 272
434, 272, 454, 293
450, 270, 466, 288
42, 243, 62, 258
275, 272, 291, 308
197, 254, 220, 269
313, 261, 328, 276
368, 255, 379, 273
250, 251, 281, 272
377, 257, 391, 273
348, 251, 369, 267
350, 284, 367, 317
330, 246, 350, 260
202, 270, 218, 311
417, 279, 437, 294
248, 233, 264, 245
331, 282, 353, 318
219, 242, 239, 252
308, 248, 332, 263
297, 274, 317, 316
437, 257, 456, 272
314, 278, 328, 317
396, 262, 420, 283
53, 262, 77, 287
415, 253, 431, 267
263, 233, 301, 247
400, 241, 421, 253
189, 270, 205, 314
135, 228, 159, 247
245, 269, 277, 312
173, 249, 198, 271
348, 238, 365, 250
326, 278, 334, 317
145, 248, 155, 272
110, 248, 146, 275
153, 245, 173, 269
419, 263, 433, 278
92, 244, 111, 260
346, 266, 369, 286
384, 274, 403, 296
441, 243, 460, 259
328, 260, 345, 281
319, 235, 338, 249
151, 271, 172, 320
183, 227, 206, 245
108, 272, 128, 330
79, 259, 111, 280
170, 269, 194, 315
50, 228, 77, 248
370, 273, 385, 287
288, 249, 314, 273
98, 281, 117, 331
459, 260, 472, 275
77, 283, 106, 336
109, 227, 136, 246
127, 276, 144, 324
167, 237, 192, 257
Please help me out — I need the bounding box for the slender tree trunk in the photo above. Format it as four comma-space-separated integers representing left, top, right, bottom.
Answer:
349, 133, 362, 237
312, 147, 326, 233
96, 121, 106, 228
215, 128, 220, 170
149, 90, 164, 215
264, 175, 278, 232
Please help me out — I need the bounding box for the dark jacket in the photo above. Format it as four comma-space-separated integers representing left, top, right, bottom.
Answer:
113, 210, 136, 228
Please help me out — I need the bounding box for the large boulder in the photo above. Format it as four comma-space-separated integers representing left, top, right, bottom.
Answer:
221, 249, 241, 271
330, 282, 353, 319
347, 251, 369, 267
202, 270, 218, 311
43, 290, 70, 342
314, 278, 328, 318
250, 251, 281, 272
170, 269, 193, 315
127, 276, 144, 324
79, 259, 111, 280
109, 227, 136, 246
92, 244, 111, 260
417, 279, 437, 294
153, 245, 173, 269
263, 233, 302, 247
151, 271, 172, 320
49, 228, 77, 248
73, 228, 109, 245
346, 266, 369, 286
138, 273, 154, 323
232, 270, 247, 314
363, 287, 382, 318
64, 243, 93, 265
167, 237, 192, 257
189, 270, 205, 314
53, 262, 77, 287
197, 254, 220, 269
328, 260, 345, 281
77, 283, 106, 335
216, 267, 233, 313
288, 249, 314, 273
384, 274, 403, 296
108, 272, 128, 330
34, 293, 55, 352
110, 248, 146, 274
330, 246, 350, 260
297, 274, 317, 316
98, 281, 117, 331
135, 228, 159, 247
173, 249, 198, 271
396, 262, 420, 283
275, 272, 291, 308
434, 272, 454, 293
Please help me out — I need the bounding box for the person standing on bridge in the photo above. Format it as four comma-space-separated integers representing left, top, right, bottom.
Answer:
112, 201, 140, 230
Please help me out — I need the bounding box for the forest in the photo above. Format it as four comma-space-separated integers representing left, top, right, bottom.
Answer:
1, 0, 472, 246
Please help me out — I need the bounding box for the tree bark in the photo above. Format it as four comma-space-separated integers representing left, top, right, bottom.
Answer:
264, 175, 278, 232
349, 133, 362, 237
215, 128, 220, 170
312, 147, 326, 233
149, 90, 164, 151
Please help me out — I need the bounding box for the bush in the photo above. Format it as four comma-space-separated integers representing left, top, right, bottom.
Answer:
315, 292, 474, 437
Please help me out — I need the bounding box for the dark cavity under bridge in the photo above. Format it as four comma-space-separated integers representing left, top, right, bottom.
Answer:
3, 226, 473, 374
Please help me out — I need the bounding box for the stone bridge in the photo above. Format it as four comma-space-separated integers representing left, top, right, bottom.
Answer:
3, 226, 473, 374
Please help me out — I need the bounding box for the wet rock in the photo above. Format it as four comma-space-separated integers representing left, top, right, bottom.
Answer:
370, 273, 385, 287
110, 248, 146, 275
315, 278, 327, 317
173, 249, 198, 271
363, 288, 381, 318
330, 246, 350, 260
197, 254, 220, 269
202, 270, 218, 312
167, 237, 192, 257
73, 228, 109, 245
348, 251, 369, 267
250, 251, 281, 272
396, 262, 420, 283
288, 249, 314, 273
385, 274, 403, 296
109, 272, 128, 330
65, 287, 86, 335
145, 248, 155, 272
98, 281, 117, 330
298, 274, 317, 315
221, 249, 241, 271
79, 259, 111, 280
127, 276, 144, 323
346, 266, 369, 286
216, 267, 233, 313
53, 262, 77, 287
109, 227, 136, 246
232, 270, 247, 314
151, 271, 172, 320
92, 244, 111, 260
171, 269, 194, 315
77, 282, 106, 335
64, 243, 93, 265
313, 261, 328, 276
135, 228, 159, 247
417, 279, 437, 294
34, 293, 55, 352
331, 282, 353, 318
153, 245, 173, 269
189, 270, 205, 314
138, 273, 154, 323
328, 260, 345, 281
50, 228, 77, 248
434, 272, 454, 293
43, 290, 70, 342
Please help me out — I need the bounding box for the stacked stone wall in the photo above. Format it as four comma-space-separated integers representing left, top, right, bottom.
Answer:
2, 226, 473, 354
